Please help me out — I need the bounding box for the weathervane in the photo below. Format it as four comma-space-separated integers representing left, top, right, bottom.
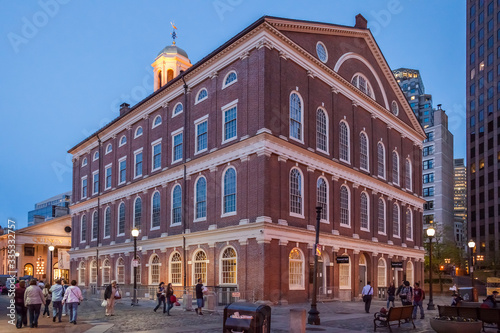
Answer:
170, 22, 177, 45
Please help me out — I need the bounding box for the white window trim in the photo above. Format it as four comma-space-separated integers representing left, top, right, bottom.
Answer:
405, 158, 412, 191
193, 175, 207, 222
151, 138, 162, 172
360, 191, 370, 232
119, 135, 127, 147
93, 151, 99, 161
194, 115, 209, 155
80, 215, 87, 243
338, 253, 351, 290
171, 184, 182, 226
134, 148, 144, 179
391, 100, 399, 116
393, 203, 401, 238
171, 127, 184, 164
339, 185, 351, 228
289, 91, 304, 144
104, 163, 112, 190
359, 131, 370, 172
118, 156, 127, 185
134, 126, 143, 138
339, 120, 351, 164
289, 167, 305, 219
92, 170, 99, 195
317, 176, 329, 224
81, 158, 87, 167
172, 102, 183, 118
152, 115, 162, 129
221, 99, 238, 145
195, 88, 208, 105
105, 143, 112, 155
103, 207, 111, 239
78, 262, 86, 286
91, 210, 98, 241
316, 107, 329, 155
192, 250, 209, 285
150, 190, 161, 231
289, 248, 305, 290
169, 252, 182, 286
81, 176, 88, 199
406, 209, 414, 241
133, 196, 142, 230
219, 246, 238, 286
392, 150, 400, 186
116, 258, 125, 284
117, 202, 125, 237
221, 166, 237, 217
222, 71, 238, 89
351, 72, 374, 99
378, 198, 387, 236
378, 258, 387, 287
316, 41, 328, 63
377, 141, 386, 180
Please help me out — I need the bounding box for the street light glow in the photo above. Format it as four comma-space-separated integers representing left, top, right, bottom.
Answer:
48, 245, 55, 251
468, 239, 475, 249
131, 228, 139, 238
426, 227, 435, 237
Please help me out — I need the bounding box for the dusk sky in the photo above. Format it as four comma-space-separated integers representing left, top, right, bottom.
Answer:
0, 0, 465, 229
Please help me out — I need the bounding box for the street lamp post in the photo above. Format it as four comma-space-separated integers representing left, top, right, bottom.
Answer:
131, 228, 139, 306
426, 227, 435, 310
48, 246, 54, 285
468, 239, 475, 288
308, 206, 322, 325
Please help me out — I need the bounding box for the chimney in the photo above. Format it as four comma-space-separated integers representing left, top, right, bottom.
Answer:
120, 102, 131, 116
355, 14, 368, 29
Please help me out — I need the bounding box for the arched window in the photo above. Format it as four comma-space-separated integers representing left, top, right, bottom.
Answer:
289, 248, 304, 289
290, 168, 303, 216
81, 158, 87, 167
158, 70, 162, 88
391, 100, 399, 115
360, 132, 369, 171
153, 115, 162, 128
193, 250, 208, 284
289, 92, 303, 141
406, 261, 414, 286
339, 121, 350, 162
134, 197, 142, 229
351, 73, 374, 98
134, 126, 143, 138
104, 207, 111, 238
92, 211, 98, 241
340, 185, 350, 226
151, 191, 160, 229
170, 252, 182, 285
223, 71, 237, 88
316, 108, 328, 152
406, 208, 413, 240
393, 203, 400, 237
195, 177, 207, 219
171, 185, 182, 224
150, 254, 160, 285
378, 258, 387, 287
81, 215, 87, 242
24, 263, 34, 276
223, 168, 236, 214
360, 192, 369, 230
221, 247, 237, 285
106, 144, 112, 154
132, 257, 141, 284
78, 261, 85, 285
339, 253, 351, 289
173, 103, 183, 116
167, 69, 174, 82
377, 142, 385, 179
90, 260, 97, 284
317, 177, 328, 221
93, 151, 99, 161
378, 198, 386, 234
392, 151, 399, 185
116, 257, 125, 284
119, 135, 127, 146
102, 259, 111, 285
196, 88, 208, 103
117, 202, 125, 235
405, 159, 412, 191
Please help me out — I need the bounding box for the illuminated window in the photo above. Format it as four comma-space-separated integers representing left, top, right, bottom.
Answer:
480, 61, 485, 71
289, 248, 304, 290
150, 255, 160, 285
78, 261, 86, 286
221, 247, 237, 285
378, 258, 387, 287
339, 254, 351, 289
102, 259, 111, 285
406, 261, 414, 286
193, 250, 208, 285
170, 252, 182, 285
479, 159, 485, 169
133, 257, 141, 284
116, 257, 125, 284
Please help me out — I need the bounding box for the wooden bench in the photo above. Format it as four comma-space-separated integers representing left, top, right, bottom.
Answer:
438, 305, 500, 332
373, 305, 415, 332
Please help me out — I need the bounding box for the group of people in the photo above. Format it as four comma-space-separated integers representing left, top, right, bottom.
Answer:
153, 278, 207, 315
14, 278, 83, 328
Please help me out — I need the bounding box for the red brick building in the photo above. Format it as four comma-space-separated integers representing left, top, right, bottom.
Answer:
68, 15, 426, 303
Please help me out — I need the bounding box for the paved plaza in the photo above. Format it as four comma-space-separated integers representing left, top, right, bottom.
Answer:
2, 293, 498, 333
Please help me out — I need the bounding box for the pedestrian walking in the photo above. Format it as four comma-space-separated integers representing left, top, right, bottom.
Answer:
61, 279, 69, 316
386, 282, 396, 308
166, 283, 174, 316
399, 281, 413, 306
153, 282, 166, 313
14, 280, 27, 328
24, 279, 45, 328
195, 278, 205, 315
361, 281, 373, 313
412, 282, 425, 319
42, 283, 52, 317
62, 280, 83, 325
395, 280, 405, 305
37, 280, 45, 290
49, 279, 64, 322
104, 280, 120, 316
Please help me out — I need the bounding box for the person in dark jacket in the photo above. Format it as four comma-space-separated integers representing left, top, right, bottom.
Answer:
195, 278, 205, 315
14, 280, 27, 328
153, 282, 166, 313
386, 282, 396, 308
166, 283, 174, 316
104, 281, 118, 316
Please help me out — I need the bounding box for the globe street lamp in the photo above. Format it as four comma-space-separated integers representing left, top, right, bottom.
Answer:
468, 239, 475, 288
48, 246, 54, 285
131, 228, 139, 306
426, 226, 435, 310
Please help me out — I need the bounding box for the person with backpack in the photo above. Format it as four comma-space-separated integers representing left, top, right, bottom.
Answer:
399, 281, 413, 306
412, 282, 425, 319
49, 279, 64, 322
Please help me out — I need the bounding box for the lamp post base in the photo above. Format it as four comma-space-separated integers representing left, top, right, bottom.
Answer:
427, 300, 435, 310
308, 307, 320, 325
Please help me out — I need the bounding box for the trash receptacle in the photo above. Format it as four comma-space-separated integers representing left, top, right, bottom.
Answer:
458, 287, 478, 302
223, 302, 271, 333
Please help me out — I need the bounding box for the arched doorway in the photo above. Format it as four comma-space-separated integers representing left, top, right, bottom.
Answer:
359, 254, 367, 295
24, 263, 34, 276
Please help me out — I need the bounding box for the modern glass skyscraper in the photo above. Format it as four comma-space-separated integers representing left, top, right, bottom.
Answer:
27, 192, 71, 225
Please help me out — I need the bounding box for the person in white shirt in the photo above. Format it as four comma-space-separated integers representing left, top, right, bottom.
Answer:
62, 280, 83, 325
361, 281, 374, 313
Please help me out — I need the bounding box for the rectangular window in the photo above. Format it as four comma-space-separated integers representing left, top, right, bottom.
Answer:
119, 158, 126, 184
471, 36, 476, 49
471, 52, 476, 64
423, 159, 434, 170
470, 83, 476, 96
423, 173, 435, 184
424, 201, 434, 210
196, 119, 208, 153
135, 151, 143, 178
423, 146, 434, 156
479, 109, 484, 121
471, 115, 476, 127
424, 132, 434, 142
423, 187, 435, 197
81, 176, 88, 198
172, 131, 183, 163
105, 165, 112, 190
152, 142, 161, 170
488, 52, 494, 65
489, 19, 494, 32
223, 106, 237, 142
92, 171, 99, 195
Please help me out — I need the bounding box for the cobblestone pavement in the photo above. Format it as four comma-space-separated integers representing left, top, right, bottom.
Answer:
2, 294, 498, 332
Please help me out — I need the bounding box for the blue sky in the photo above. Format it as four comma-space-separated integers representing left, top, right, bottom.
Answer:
0, 0, 465, 229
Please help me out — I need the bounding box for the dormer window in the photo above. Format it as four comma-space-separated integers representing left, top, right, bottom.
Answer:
135, 127, 143, 138
195, 88, 208, 104
173, 103, 183, 117
106, 144, 112, 154
351, 73, 374, 98
223, 71, 237, 89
